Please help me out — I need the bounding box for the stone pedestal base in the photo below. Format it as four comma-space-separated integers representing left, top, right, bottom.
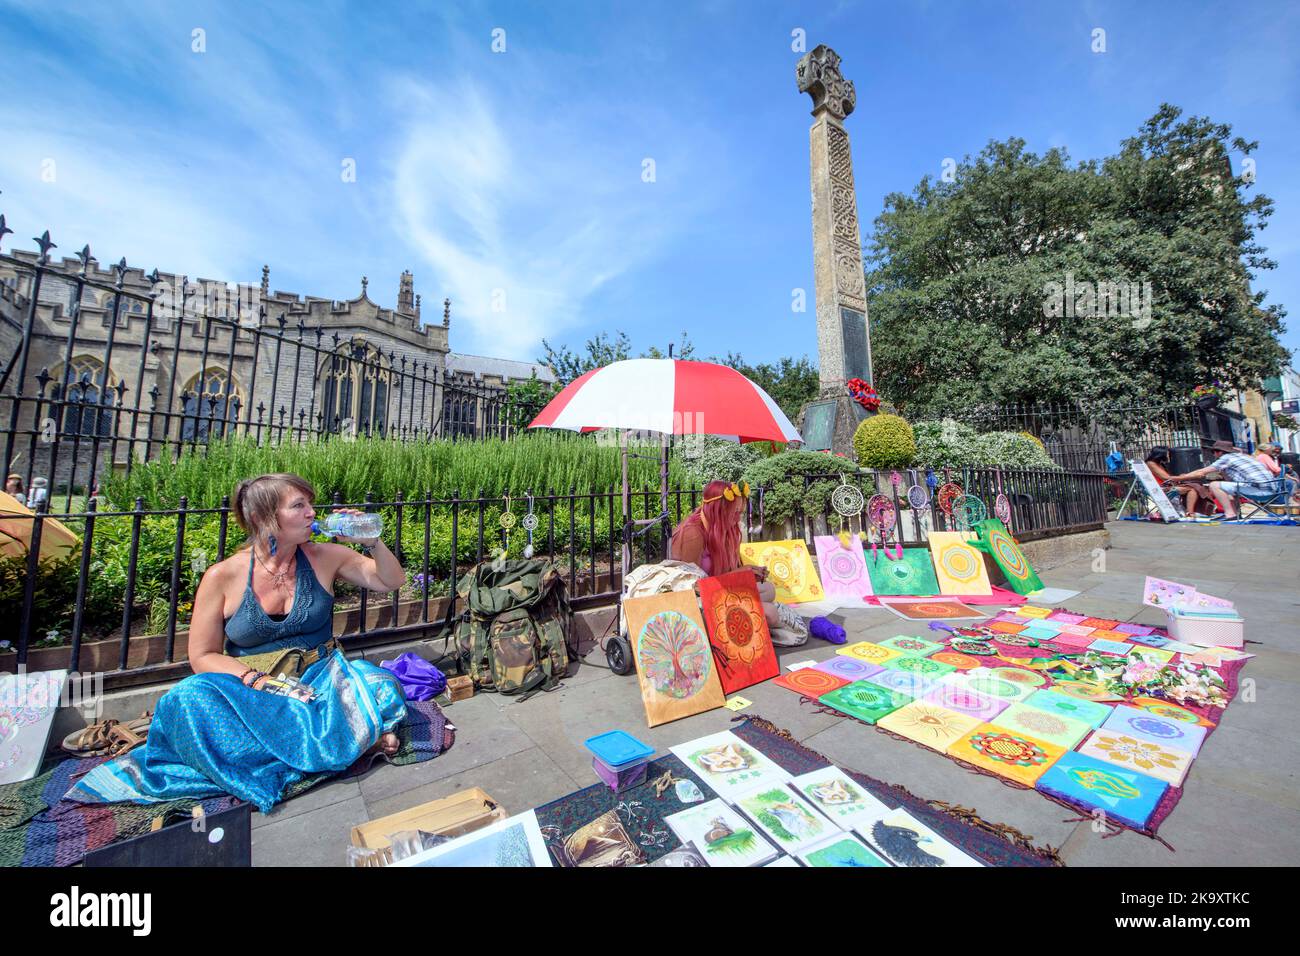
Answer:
796, 391, 871, 458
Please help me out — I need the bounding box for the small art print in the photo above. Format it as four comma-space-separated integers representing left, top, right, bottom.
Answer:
735, 784, 840, 855
669, 731, 791, 800
876, 596, 985, 621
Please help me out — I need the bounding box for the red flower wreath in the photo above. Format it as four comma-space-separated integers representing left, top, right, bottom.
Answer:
845, 378, 881, 411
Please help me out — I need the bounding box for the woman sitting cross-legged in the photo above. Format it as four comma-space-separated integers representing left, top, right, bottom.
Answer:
68, 473, 411, 812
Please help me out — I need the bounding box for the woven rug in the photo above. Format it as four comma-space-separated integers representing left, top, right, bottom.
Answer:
0, 699, 452, 867
532, 716, 1061, 867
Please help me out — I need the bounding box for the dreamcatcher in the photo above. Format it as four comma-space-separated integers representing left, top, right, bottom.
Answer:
866, 493, 901, 561
522, 493, 539, 558
906, 469, 930, 511
936, 482, 964, 520
950, 494, 987, 532
994, 492, 1012, 526
830, 474, 865, 549
495, 493, 516, 566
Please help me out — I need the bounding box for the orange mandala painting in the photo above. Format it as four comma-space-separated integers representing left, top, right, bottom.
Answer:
698, 569, 780, 694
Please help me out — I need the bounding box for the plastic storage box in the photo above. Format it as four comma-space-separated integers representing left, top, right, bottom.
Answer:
584, 730, 654, 792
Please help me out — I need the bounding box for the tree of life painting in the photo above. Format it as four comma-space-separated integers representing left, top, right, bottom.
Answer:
698, 569, 780, 694
623, 591, 725, 727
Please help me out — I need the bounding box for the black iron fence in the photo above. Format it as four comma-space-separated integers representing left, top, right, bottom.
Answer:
920, 398, 1249, 472
0, 225, 545, 508
3, 466, 1108, 688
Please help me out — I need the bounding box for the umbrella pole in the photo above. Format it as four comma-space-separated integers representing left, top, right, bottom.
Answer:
621, 429, 631, 580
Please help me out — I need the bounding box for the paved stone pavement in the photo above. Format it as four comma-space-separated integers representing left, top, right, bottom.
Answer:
251, 521, 1300, 866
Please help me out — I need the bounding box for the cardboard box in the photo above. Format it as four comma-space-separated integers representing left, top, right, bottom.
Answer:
447, 675, 474, 701
350, 787, 505, 852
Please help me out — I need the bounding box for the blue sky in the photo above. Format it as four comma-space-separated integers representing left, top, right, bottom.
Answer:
2, 0, 1297, 369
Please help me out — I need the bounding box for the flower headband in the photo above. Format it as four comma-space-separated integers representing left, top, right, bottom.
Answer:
702, 481, 750, 504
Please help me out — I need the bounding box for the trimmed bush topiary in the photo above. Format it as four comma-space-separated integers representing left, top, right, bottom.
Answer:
852, 414, 917, 469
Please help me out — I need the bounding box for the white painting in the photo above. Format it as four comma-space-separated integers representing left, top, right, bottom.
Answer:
790, 765, 895, 828
0, 669, 68, 785
665, 798, 778, 867
390, 810, 552, 867
853, 808, 984, 868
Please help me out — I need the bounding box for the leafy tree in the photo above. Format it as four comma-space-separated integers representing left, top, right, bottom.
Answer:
865, 104, 1288, 420
713, 353, 820, 422
539, 331, 695, 387
503, 371, 558, 429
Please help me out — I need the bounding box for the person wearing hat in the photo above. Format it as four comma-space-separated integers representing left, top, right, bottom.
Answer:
1170, 440, 1291, 518
1255, 442, 1300, 504
4, 474, 25, 506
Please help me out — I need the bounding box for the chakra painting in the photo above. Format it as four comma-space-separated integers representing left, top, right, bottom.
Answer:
837, 641, 902, 666
859, 809, 983, 867
791, 766, 894, 826
864, 668, 936, 699
1128, 696, 1213, 728
819, 681, 910, 724
1035, 752, 1169, 831
1014, 606, 1053, 619
623, 591, 726, 728
669, 731, 792, 800
929, 651, 982, 671
864, 547, 941, 597
664, 798, 777, 868
991, 702, 1092, 749
960, 671, 1034, 702
1025, 689, 1113, 728
922, 681, 1009, 720
773, 667, 850, 699
878, 635, 944, 657
987, 666, 1047, 689
813, 534, 874, 601
928, 532, 993, 596
698, 570, 780, 695
973, 519, 1043, 595
1101, 705, 1208, 756
739, 539, 824, 604
735, 784, 840, 855
1078, 731, 1193, 787
798, 834, 891, 867
878, 701, 982, 751
988, 621, 1027, 635
948, 728, 1066, 786
883, 655, 958, 680
814, 656, 883, 682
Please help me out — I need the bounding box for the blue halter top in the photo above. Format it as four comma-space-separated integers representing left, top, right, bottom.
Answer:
224, 547, 334, 657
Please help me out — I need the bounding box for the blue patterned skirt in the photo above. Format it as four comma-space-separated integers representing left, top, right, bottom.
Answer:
66, 652, 406, 813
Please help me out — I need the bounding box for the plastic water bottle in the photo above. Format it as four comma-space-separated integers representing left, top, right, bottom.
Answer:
313, 513, 383, 539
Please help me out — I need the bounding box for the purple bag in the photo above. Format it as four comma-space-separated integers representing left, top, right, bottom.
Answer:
809, 616, 847, 644
380, 652, 447, 701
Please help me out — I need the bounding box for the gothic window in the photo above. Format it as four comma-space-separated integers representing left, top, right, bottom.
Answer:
57, 356, 118, 438
442, 393, 477, 439
181, 368, 243, 440
319, 340, 390, 437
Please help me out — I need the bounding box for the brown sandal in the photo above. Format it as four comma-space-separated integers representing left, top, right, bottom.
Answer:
62, 712, 153, 757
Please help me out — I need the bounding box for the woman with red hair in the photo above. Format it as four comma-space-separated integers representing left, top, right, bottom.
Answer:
670, 479, 802, 643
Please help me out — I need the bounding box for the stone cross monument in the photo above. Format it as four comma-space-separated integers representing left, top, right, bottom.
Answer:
795, 44, 873, 453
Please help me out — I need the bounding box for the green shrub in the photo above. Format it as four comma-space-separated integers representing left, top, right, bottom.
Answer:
913, 418, 1059, 470
740, 450, 859, 525
675, 436, 764, 485
852, 414, 917, 469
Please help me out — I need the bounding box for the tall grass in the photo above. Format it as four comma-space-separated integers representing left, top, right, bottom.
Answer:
104, 432, 694, 509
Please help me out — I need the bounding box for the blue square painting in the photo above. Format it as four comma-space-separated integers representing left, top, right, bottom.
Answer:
1035, 751, 1168, 830
813, 657, 883, 683
1101, 704, 1209, 756
1025, 689, 1113, 728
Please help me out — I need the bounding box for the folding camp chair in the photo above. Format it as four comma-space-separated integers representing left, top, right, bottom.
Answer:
1233, 477, 1299, 525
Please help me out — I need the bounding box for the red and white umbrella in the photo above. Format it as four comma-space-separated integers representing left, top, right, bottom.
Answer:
528, 359, 802, 444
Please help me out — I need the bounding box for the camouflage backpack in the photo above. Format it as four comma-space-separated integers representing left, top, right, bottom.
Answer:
454, 558, 573, 698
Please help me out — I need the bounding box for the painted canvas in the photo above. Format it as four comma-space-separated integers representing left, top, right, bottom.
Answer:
929, 651, 982, 671
1101, 704, 1208, 756
878, 635, 944, 657
878, 701, 982, 751
875, 597, 985, 621
922, 681, 1009, 721
818, 681, 909, 724
991, 702, 1092, 749
1115, 623, 1156, 637
1025, 689, 1113, 727
1127, 696, 1214, 728
798, 833, 891, 867
0, 669, 68, 784
670, 731, 791, 800
948, 727, 1066, 786
773, 667, 850, 698
864, 548, 941, 597
1079, 617, 1121, 630
836, 641, 901, 666
1015, 606, 1053, 619
623, 591, 726, 728
1036, 751, 1168, 830
865, 668, 936, 699
813, 534, 874, 601
557, 809, 647, 867
1077, 731, 1193, 787
1021, 623, 1061, 641
986, 666, 1047, 689
791, 766, 894, 828
928, 531, 993, 596
735, 783, 841, 855
957, 670, 1035, 702
738, 539, 824, 604
1052, 632, 1099, 650
857, 809, 984, 867
813, 656, 883, 682
664, 798, 778, 867
881, 654, 958, 680
973, 519, 1044, 595
1048, 611, 1088, 625
392, 810, 552, 867
988, 621, 1027, 635
697, 570, 780, 695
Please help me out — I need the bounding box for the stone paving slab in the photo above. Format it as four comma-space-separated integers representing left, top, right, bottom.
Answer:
249, 520, 1299, 866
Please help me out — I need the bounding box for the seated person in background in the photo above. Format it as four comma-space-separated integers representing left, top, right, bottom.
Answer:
1169, 444, 1294, 519
669, 479, 803, 643
1144, 446, 1210, 516
1255, 442, 1300, 504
